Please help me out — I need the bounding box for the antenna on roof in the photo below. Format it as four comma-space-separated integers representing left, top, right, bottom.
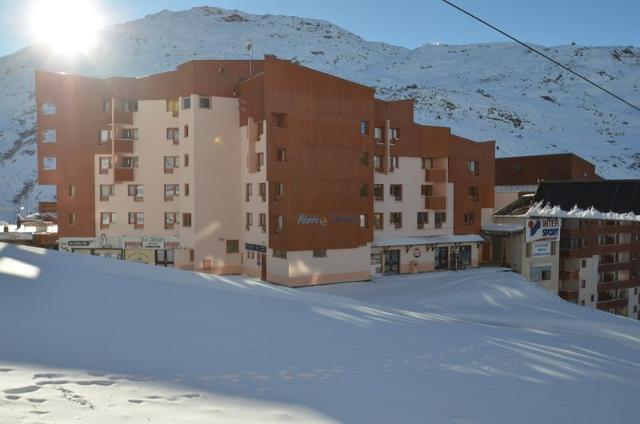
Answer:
245, 39, 254, 76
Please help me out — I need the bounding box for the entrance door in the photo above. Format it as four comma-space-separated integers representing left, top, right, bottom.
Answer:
384, 249, 400, 274
261, 253, 267, 280
435, 247, 448, 270
155, 249, 175, 267
491, 237, 503, 264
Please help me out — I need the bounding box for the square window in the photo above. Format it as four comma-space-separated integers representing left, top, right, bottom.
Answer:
42, 129, 56, 143
199, 96, 211, 109
226, 240, 239, 254
182, 97, 191, 110
43, 157, 56, 170
313, 249, 327, 258
41, 102, 56, 115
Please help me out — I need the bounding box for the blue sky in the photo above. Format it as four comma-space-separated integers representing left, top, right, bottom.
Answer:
1, 0, 638, 56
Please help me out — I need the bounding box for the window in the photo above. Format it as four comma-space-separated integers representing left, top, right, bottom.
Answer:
183, 125, 189, 138
464, 211, 476, 226
590, 294, 595, 302
581, 259, 587, 268
259, 183, 267, 201
68, 212, 76, 224
43, 157, 56, 170
374, 213, 384, 230
360, 183, 369, 197
102, 99, 111, 113
581, 280, 586, 288
245, 183, 252, 202
421, 185, 433, 197
42, 129, 56, 143
530, 265, 552, 282
390, 212, 402, 229
468, 186, 479, 201
164, 184, 179, 201
274, 182, 285, 200
467, 160, 479, 175
182, 213, 192, 228
390, 184, 402, 201
184, 183, 190, 197
164, 156, 179, 173
435, 212, 446, 228
199, 96, 211, 109
360, 152, 369, 166
360, 120, 370, 135
259, 213, 267, 233
417, 212, 429, 229
246, 212, 253, 230
390, 156, 399, 171
68, 185, 76, 197
182, 96, 191, 110
99, 129, 110, 144
41, 102, 56, 115
257, 121, 264, 139
373, 155, 383, 172
99, 157, 112, 174
273, 249, 287, 259
360, 214, 368, 228
273, 113, 287, 128
164, 212, 178, 229
184, 154, 189, 167
275, 215, 284, 233
313, 249, 327, 258
100, 212, 115, 227
121, 128, 137, 140
166, 128, 179, 143
422, 158, 433, 169
226, 240, 239, 254
128, 212, 144, 228
166, 99, 179, 117
374, 184, 384, 201
257, 152, 265, 171
374, 127, 383, 143
122, 99, 137, 112
128, 184, 144, 200
277, 148, 287, 162
121, 156, 138, 168
389, 127, 400, 142
99, 184, 114, 200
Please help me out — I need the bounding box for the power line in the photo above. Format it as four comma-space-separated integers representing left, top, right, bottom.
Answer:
440, 0, 640, 112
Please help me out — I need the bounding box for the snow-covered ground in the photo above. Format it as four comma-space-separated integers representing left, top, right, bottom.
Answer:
1, 242, 640, 423
0, 6, 638, 219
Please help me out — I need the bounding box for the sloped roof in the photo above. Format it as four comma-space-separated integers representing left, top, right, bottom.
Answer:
533, 180, 640, 215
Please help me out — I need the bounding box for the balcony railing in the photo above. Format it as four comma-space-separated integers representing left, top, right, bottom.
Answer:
425, 168, 447, 183
425, 196, 446, 210
559, 269, 579, 280
38, 201, 57, 213
114, 139, 134, 154
114, 168, 134, 182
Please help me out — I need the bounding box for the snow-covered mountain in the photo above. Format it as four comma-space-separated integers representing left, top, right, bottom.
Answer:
0, 6, 638, 219
2, 242, 640, 422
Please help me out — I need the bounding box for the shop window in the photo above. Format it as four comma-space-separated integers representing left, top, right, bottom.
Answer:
313, 249, 327, 258
531, 265, 552, 282
227, 240, 239, 254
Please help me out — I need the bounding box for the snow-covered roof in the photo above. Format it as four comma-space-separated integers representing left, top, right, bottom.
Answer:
482, 223, 524, 233
373, 234, 484, 247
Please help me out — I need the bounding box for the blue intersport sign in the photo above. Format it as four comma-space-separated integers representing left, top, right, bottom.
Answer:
526, 218, 561, 242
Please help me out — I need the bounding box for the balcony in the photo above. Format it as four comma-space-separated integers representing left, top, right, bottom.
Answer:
597, 262, 630, 273
596, 298, 628, 311
114, 168, 134, 183
113, 110, 133, 125
598, 278, 640, 291
425, 168, 446, 183
559, 269, 579, 280
425, 196, 446, 210
114, 139, 134, 154
559, 290, 579, 303
38, 201, 57, 213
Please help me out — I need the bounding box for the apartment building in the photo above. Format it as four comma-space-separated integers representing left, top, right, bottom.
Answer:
36, 56, 494, 286
533, 180, 640, 320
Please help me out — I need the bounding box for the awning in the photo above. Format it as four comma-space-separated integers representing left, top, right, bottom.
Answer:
481, 223, 523, 235
373, 234, 484, 248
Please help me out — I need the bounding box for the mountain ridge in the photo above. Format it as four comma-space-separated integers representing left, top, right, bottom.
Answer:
0, 5, 638, 219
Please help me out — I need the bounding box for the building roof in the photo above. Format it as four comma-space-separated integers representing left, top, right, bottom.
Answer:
495, 153, 600, 186
481, 223, 524, 234
373, 234, 484, 248
531, 180, 640, 219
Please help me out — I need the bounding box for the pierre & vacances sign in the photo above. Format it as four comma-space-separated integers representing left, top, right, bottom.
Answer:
298, 213, 359, 226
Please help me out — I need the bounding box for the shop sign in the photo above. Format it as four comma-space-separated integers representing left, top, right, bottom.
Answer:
124, 241, 143, 249
67, 240, 91, 247
297, 213, 359, 226
526, 218, 561, 242
142, 237, 164, 249
245, 243, 267, 253
164, 241, 181, 249
531, 241, 551, 257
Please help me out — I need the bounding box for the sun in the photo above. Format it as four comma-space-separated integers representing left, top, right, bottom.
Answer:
30, 0, 103, 55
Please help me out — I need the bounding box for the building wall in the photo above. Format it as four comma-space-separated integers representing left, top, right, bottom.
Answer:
495, 153, 599, 186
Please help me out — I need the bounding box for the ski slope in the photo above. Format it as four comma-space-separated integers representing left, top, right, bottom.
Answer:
1, 242, 639, 423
